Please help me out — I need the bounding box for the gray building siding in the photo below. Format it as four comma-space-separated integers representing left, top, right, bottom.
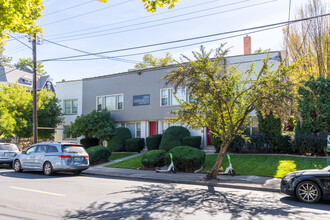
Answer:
82, 66, 179, 122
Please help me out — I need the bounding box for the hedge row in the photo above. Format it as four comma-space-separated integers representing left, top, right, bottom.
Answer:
86, 145, 111, 164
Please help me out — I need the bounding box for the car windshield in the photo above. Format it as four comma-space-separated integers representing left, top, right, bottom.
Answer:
62, 145, 86, 154
0, 144, 18, 151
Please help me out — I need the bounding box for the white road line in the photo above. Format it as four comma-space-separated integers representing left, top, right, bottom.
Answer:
9, 186, 66, 197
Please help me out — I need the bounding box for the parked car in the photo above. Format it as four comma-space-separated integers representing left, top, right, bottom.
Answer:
0, 143, 19, 168
281, 166, 330, 203
13, 142, 89, 176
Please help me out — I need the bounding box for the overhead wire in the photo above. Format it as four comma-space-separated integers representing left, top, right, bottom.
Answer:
39, 14, 329, 62
48, 0, 277, 42
41, 0, 133, 26
42, 0, 95, 17
45, 0, 249, 38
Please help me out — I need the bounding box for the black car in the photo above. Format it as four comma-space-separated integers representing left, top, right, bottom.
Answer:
281, 165, 330, 203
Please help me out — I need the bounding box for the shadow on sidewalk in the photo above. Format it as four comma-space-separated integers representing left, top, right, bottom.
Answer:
63, 184, 326, 219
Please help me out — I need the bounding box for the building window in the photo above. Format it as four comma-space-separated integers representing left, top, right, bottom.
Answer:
96, 94, 124, 111
161, 88, 187, 106
121, 122, 141, 138
136, 123, 141, 138
64, 100, 78, 114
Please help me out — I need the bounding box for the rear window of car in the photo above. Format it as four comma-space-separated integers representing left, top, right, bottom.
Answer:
62, 145, 86, 154
0, 144, 18, 151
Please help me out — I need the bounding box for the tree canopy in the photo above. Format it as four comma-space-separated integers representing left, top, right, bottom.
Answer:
0, 83, 62, 139
14, 58, 47, 75
283, 0, 329, 78
134, 53, 174, 68
163, 45, 294, 179
0, 45, 12, 66
66, 109, 116, 142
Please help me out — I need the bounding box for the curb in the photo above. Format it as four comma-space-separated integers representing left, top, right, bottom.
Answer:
82, 171, 280, 193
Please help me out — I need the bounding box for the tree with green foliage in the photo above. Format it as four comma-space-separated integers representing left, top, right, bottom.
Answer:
298, 77, 330, 134
0, 45, 12, 66
66, 109, 116, 142
0, 84, 62, 139
14, 58, 47, 75
257, 111, 282, 151
135, 52, 174, 68
163, 45, 294, 179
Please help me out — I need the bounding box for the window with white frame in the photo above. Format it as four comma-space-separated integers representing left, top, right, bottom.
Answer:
120, 122, 141, 138
64, 99, 78, 114
96, 94, 124, 111
160, 88, 188, 106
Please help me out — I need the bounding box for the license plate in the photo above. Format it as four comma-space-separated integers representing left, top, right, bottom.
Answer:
74, 157, 81, 162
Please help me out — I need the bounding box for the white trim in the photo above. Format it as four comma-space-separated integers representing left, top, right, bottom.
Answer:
96, 93, 124, 111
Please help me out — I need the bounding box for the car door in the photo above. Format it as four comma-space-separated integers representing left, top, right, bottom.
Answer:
34, 145, 47, 170
21, 146, 37, 169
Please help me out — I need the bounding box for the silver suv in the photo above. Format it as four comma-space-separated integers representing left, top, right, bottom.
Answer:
0, 143, 19, 168
13, 142, 89, 175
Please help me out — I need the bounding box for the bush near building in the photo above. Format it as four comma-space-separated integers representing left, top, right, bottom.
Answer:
141, 150, 166, 168
160, 126, 190, 152
86, 145, 111, 165
183, 136, 201, 149
146, 134, 162, 151
80, 138, 100, 149
108, 127, 132, 152
292, 134, 328, 156
165, 146, 205, 172
126, 138, 145, 152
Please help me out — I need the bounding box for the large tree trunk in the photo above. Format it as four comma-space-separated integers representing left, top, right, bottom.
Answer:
206, 141, 231, 179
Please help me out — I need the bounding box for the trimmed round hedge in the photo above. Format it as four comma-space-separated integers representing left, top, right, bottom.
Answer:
108, 127, 132, 152
165, 146, 205, 172
86, 145, 111, 165
160, 126, 190, 152
141, 150, 166, 168
80, 138, 100, 149
183, 136, 201, 149
126, 138, 145, 152
146, 134, 162, 151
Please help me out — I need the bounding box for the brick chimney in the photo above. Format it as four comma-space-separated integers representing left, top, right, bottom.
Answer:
244, 35, 251, 55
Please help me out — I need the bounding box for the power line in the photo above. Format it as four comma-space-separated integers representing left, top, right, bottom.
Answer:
49, 0, 276, 42
39, 14, 329, 62
7, 34, 32, 50
42, 0, 95, 17
42, 0, 133, 26
45, 23, 287, 62
43, 39, 139, 64
45, 0, 248, 39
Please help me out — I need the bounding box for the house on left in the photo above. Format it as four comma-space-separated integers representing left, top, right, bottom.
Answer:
0, 66, 55, 92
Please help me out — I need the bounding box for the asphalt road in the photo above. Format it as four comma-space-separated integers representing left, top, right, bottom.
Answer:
0, 167, 330, 220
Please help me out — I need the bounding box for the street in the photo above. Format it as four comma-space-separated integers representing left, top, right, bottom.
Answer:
0, 167, 330, 220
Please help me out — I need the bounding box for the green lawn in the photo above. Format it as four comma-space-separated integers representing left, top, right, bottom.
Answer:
109, 152, 135, 161
105, 153, 327, 178
202, 155, 327, 178
105, 155, 143, 169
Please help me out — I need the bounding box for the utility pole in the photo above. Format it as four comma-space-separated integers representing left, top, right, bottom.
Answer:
32, 33, 38, 144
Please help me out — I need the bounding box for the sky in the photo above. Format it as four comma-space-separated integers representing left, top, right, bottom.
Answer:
4, 0, 315, 83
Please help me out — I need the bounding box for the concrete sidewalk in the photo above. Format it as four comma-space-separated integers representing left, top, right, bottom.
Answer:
83, 163, 281, 193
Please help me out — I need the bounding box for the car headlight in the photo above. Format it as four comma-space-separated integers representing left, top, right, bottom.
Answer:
282, 174, 295, 182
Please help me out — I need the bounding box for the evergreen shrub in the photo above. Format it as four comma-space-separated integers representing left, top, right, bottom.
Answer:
141, 150, 166, 168
80, 138, 100, 149
160, 126, 190, 151
146, 134, 162, 151
126, 138, 145, 152
183, 136, 201, 149
86, 145, 111, 164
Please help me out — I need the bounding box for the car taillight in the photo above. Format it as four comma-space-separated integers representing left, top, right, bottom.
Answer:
59, 155, 71, 159
84, 156, 89, 159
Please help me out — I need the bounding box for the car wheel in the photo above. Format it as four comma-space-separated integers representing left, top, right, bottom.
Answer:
43, 162, 53, 176
295, 181, 321, 203
14, 160, 22, 172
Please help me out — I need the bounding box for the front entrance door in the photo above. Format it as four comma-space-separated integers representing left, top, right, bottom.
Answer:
207, 128, 213, 145
149, 121, 158, 136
